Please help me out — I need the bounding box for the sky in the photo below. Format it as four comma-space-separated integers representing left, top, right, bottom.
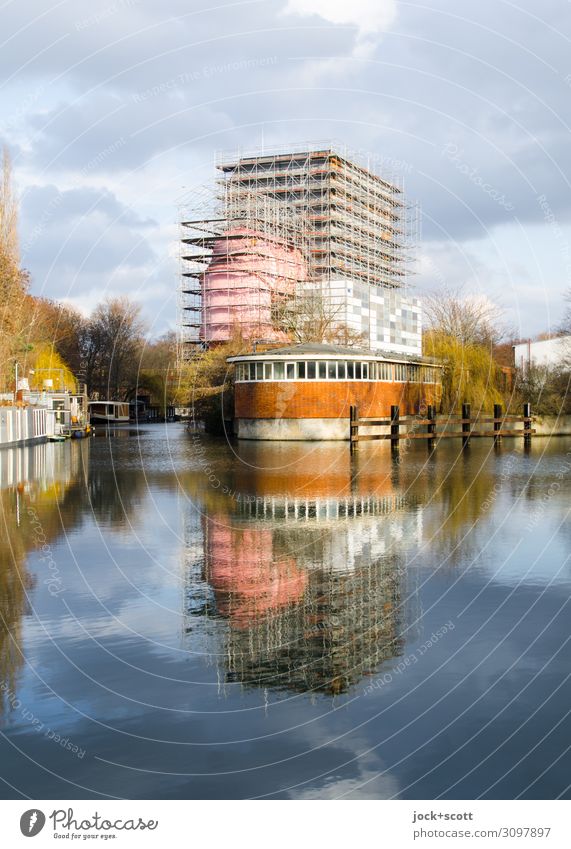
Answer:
2, 0, 571, 340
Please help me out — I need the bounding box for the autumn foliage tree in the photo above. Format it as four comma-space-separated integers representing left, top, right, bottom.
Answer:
0, 146, 31, 389
173, 335, 248, 433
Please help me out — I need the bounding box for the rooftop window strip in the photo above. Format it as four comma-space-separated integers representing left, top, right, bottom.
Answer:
233, 359, 441, 383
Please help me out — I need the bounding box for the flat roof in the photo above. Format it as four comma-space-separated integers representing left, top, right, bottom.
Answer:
227, 342, 442, 366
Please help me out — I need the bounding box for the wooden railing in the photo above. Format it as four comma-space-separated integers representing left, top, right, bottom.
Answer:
350, 403, 535, 450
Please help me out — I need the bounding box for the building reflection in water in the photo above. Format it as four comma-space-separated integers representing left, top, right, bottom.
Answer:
182, 443, 424, 696
0, 441, 89, 714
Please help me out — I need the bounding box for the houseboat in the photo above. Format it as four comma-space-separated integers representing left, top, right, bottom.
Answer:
88, 401, 130, 424
0, 381, 91, 448
227, 342, 443, 440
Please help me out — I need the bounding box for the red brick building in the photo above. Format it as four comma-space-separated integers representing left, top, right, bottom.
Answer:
228, 343, 442, 440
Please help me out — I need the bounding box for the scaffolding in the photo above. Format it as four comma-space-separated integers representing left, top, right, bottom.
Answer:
179, 185, 310, 355
179, 144, 418, 357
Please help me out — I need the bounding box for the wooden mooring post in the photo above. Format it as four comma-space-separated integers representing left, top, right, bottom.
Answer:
349, 402, 535, 449
427, 404, 436, 450
494, 403, 503, 443
350, 404, 358, 452
462, 402, 471, 448
390, 405, 400, 453
523, 402, 532, 448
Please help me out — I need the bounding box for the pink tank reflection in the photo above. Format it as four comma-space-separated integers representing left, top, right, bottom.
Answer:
200, 228, 307, 343
205, 522, 307, 628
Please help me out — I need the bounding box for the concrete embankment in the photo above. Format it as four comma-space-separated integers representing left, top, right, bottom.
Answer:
532, 415, 571, 437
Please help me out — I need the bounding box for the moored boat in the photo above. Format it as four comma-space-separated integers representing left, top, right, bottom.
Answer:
88, 401, 130, 424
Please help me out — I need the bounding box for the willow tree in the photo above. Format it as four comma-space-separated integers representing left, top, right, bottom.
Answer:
421, 284, 508, 413
424, 330, 503, 413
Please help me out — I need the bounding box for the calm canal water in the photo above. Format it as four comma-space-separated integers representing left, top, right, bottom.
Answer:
0, 425, 570, 799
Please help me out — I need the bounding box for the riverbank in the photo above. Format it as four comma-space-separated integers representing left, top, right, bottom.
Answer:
533, 414, 571, 436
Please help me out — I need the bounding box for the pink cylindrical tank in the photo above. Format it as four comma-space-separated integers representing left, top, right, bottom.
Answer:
200, 228, 307, 343
205, 522, 307, 628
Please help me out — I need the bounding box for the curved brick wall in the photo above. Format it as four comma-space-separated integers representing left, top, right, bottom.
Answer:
234, 380, 441, 420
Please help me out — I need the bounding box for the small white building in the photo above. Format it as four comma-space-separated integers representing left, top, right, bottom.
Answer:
513, 336, 571, 374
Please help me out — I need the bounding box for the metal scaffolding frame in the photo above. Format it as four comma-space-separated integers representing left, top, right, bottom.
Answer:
179, 184, 310, 356
179, 144, 417, 357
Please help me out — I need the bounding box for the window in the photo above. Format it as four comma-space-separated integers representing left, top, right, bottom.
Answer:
355, 362, 362, 380
362, 362, 369, 380
327, 361, 336, 379
347, 362, 354, 379
297, 361, 306, 379
286, 362, 295, 379
264, 362, 273, 380
338, 361, 346, 379
370, 362, 376, 380
256, 362, 263, 380
274, 362, 284, 379
249, 363, 255, 380
318, 361, 327, 379
307, 361, 316, 379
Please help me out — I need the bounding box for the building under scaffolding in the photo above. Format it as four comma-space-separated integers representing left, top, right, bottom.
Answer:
180, 144, 421, 357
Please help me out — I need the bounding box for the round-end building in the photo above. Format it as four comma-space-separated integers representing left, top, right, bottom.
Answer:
228, 343, 442, 441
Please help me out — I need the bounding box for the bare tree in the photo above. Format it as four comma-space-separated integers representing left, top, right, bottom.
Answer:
558, 288, 571, 338
0, 147, 29, 389
423, 285, 506, 347
83, 297, 146, 399
280, 289, 365, 347
0, 147, 19, 265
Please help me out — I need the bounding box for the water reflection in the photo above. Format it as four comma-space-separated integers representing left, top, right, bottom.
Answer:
180, 441, 532, 697
1, 430, 570, 799
182, 444, 428, 695
0, 441, 89, 714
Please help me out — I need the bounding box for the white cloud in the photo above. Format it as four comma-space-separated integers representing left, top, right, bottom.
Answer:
283, 0, 397, 35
